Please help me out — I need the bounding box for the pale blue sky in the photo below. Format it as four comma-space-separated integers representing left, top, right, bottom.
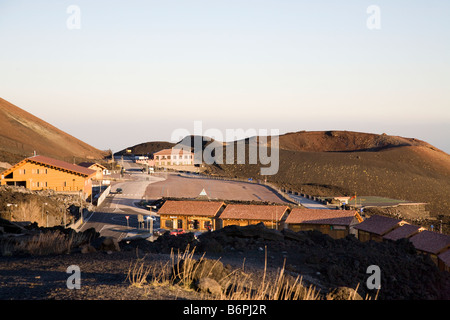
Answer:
0, 1, 449, 152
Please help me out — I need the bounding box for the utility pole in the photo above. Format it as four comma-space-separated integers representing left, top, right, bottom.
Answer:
42, 203, 47, 225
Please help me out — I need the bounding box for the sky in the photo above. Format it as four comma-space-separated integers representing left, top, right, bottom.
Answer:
0, 0, 449, 153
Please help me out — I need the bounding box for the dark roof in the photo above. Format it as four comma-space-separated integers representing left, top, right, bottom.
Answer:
26, 155, 95, 176
158, 200, 225, 217
409, 231, 450, 255
219, 204, 289, 221
438, 249, 450, 267
285, 208, 358, 226
78, 162, 107, 170
77, 162, 95, 168
354, 215, 404, 236
383, 224, 423, 241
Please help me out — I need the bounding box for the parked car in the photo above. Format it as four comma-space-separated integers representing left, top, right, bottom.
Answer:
153, 228, 168, 236
116, 188, 123, 194
169, 229, 185, 236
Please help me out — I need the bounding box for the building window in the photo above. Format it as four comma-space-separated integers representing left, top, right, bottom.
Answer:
165, 219, 173, 229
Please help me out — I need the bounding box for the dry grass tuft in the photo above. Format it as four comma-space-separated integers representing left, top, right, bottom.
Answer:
15, 231, 71, 255
126, 246, 332, 300
0, 229, 93, 256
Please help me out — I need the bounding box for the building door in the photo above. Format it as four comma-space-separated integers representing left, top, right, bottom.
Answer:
177, 219, 183, 229
193, 220, 199, 230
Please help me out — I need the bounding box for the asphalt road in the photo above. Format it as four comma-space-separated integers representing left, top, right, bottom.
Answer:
78, 157, 294, 240
79, 159, 164, 241
287, 194, 330, 209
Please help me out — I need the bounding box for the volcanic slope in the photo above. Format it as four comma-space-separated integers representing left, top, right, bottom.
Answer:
204, 131, 450, 218
0, 97, 106, 165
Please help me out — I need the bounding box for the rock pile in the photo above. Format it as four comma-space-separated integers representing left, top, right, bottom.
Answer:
121, 223, 450, 300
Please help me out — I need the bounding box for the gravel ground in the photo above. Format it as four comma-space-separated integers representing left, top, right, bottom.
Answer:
0, 250, 205, 300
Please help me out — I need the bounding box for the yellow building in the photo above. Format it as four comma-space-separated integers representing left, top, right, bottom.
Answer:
285, 208, 363, 239
0, 155, 96, 198
219, 204, 290, 230
158, 200, 226, 231
78, 162, 107, 181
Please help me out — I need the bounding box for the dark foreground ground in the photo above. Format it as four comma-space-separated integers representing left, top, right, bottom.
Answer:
0, 223, 449, 300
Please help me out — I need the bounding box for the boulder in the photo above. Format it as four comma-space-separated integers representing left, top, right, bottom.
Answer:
171, 258, 231, 288
81, 244, 97, 254
0, 218, 24, 234
99, 237, 120, 252
195, 277, 223, 296
326, 287, 363, 300
216, 223, 284, 241
281, 228, 308, 242
198, 237, 223, 253
192, 259, 230, 284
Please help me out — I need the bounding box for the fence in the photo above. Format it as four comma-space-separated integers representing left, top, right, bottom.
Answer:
96, 185, 111, 206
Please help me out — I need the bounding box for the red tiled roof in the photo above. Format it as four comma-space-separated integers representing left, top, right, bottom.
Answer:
353, 215, 404, 236
383, 224, 423, 241
409, 231, 450, 255
158, 200, 225, 217
285, 208, 357, 226
438, 249, 450, 267
219, 204, 289, 222
154, 148, 193, 156
27, 155, 96, 176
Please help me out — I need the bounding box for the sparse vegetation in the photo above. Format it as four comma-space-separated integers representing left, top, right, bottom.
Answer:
125, 246, 365, 300
0, 228, 95, 256
14, 230, 71, 255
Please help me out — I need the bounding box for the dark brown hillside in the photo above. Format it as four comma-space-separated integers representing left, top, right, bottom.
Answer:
117, 141, 175, 156
0, 98, 107, 165
278, 130, 440, 153
204, 131, 450, 220
120, 135, 219, 157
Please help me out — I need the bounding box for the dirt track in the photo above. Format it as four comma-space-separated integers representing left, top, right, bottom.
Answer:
144, 174, 290, 204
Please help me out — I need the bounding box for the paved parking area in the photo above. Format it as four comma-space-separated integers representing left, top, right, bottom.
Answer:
144, 174, 290, 204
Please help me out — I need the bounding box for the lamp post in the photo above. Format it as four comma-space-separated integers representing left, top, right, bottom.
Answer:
6, 203, 17, 221
42, 203, 48, 225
